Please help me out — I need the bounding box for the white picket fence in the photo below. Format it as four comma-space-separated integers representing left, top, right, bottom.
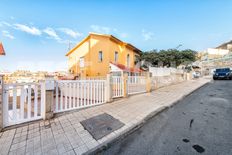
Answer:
2, 82, 45, 127
112, 76, 124, 98
54, 80, 106, 113
127, 76, 146, 95
1, 75, 149, 127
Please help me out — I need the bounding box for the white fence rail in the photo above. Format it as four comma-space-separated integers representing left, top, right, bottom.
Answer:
54, 80, 106, 113
127, 76, 146, 95
112, 76, 124, 98
2, 82, 45, 127
1, 74, 150, 128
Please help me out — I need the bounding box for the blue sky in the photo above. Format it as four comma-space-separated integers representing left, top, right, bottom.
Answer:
0, 0, 232, 71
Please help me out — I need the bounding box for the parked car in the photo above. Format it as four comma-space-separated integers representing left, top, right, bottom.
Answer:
192, 71, 201, 78
213, 68, 232, 80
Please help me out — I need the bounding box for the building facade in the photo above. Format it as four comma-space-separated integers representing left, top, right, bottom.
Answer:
66, 33, 142, 78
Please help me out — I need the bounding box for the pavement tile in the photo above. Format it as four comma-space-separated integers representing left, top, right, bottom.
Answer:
10, 143, 18, 151
56, 142, 73, 154
62, 149, 76, 155
74, 145, 89, 155
43, 148, 58, 155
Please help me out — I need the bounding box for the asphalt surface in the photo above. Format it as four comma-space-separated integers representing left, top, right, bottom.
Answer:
99, 80, 232, 155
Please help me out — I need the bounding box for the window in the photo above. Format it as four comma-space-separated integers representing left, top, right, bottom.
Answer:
79, 57, 84, 68
127, 54, 130, 67
114, 51, 118, 62
134, 55, 140, 65
98, 51, 103, 62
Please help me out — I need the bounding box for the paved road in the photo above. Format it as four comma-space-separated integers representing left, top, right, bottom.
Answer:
100, 80, 232, 155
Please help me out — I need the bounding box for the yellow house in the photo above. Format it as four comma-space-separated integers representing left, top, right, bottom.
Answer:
66, 33, 142, 78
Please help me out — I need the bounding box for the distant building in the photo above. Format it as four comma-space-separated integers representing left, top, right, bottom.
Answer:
199, 46, 231, 61
200, 48, 229, 61
198, 41, 232, 75
216, 40, 232, 51
207, 48, 229, 55
3, 70, 48, 84
198, 40, 232, 61
0, 42, 6, 56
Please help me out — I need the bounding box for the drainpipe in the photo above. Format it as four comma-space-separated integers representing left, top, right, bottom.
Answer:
0, 75, 4, 131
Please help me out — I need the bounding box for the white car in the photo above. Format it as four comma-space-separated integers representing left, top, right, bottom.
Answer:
193, 71, 201, 78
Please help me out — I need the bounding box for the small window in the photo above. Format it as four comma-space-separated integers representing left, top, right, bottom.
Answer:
127, 54, 130, 67
114, 51, 118, 62
134, 55, 140, 65
79, 57, 84, 68
98, 51, 103, 62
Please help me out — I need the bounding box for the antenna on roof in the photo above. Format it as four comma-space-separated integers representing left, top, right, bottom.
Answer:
176, 44, 182, 49
68, 40, 71, 51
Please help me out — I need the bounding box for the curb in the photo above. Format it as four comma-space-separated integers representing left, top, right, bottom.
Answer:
85, 80, 210, 155
84, 106, 168, 155
169, 80, 210, 108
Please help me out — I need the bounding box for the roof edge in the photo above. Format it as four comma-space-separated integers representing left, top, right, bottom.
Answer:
65, 33, 142, 56
216, 40, 232, 49
65, 35, 90, 56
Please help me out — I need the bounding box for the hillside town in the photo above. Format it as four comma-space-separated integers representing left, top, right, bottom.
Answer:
1, 70, 69, 84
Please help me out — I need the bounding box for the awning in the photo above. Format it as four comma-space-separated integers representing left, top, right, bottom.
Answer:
110, 62, 143, 73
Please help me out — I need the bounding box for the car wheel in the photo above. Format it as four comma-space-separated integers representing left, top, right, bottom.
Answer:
213, 77, 217, 80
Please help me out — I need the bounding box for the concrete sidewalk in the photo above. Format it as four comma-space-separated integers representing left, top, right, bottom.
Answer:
0, 78, 210, 155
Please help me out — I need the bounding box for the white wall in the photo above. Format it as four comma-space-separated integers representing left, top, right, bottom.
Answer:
149, 67, 184, 77
206, 48, 229, 56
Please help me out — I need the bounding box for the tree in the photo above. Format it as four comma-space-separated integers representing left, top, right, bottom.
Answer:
141, 49, 159, 66
141, 48, 197, 68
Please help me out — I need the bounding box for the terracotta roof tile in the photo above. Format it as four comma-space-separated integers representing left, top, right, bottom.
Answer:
111, 62, 143, 73
0, 42, 6, 55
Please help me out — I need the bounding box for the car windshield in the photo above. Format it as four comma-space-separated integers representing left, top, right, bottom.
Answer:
216, 68, 230, 72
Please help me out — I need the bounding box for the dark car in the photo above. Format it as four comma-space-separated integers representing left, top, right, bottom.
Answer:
213, 68, 232, 80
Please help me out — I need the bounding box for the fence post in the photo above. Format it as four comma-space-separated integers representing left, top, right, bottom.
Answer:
42, 76, 55, 120
184, 72, 187, 80
154, 77, 159, 89
105, 74, 112, 102
186, 73, 191, 80
123, 73, 128, 97
0, 75, 3, 131
146, 72, 151, 92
